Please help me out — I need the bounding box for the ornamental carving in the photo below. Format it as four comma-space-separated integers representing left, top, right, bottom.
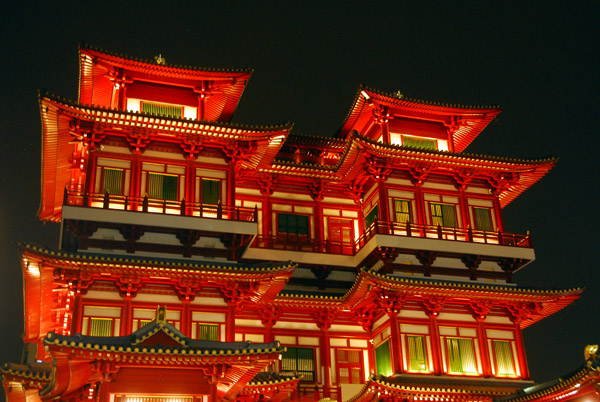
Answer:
376, 289, 407, 315
314, 309, 335, 331
116, 276, 143, 298
423, 296, 447, 317
257, 306, 282, 327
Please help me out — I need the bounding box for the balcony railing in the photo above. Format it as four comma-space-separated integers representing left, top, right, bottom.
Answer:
251, 220, 532, 256
63, 190, 257, 222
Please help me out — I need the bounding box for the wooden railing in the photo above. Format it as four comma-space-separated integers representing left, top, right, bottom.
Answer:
252, 220, 532, 256
63, 189, 257, 222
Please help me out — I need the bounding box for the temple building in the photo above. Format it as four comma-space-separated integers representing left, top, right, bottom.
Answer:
2, 45, 596, 402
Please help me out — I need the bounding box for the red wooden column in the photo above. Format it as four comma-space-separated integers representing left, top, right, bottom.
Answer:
423, 297, 446, 375
377, 290, 406, 374
116, 277, 142, 335
408, 169, 430, 226
508, 306, 532, 379
310, 182, 326, 251
222, 284, 248, 342
470, 301, 493, 377
315, 310, 335, 398
493, 194, 505, 232
258, 175, 275, 241
69, 276, 92, 335
373, 106, 391, 143
455, 177, 472, 230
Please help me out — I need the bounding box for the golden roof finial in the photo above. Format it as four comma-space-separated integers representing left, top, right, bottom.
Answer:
395, 90, 403, 99
156, 305, 167, 323
155, 54, 166, 65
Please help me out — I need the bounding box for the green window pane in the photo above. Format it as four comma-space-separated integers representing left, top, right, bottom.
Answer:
148, 173, 178, 201
141, 102, 183, 118
394, 199, 411, 223
365, 206, 379, 228
102, 168, 123, 195
446, 337, 477, 374
430, 203, 457, 228
375, 339, 392, 376
474, 207, 493, 231
90, 318, 112, 337
282, 347, 315, 382
494, 340, 515, 375
402, 136, 437, 150
407, 335, 427, 371
202, 179, 220, 205
197, 323, 219, 341
278, 213, 309, 236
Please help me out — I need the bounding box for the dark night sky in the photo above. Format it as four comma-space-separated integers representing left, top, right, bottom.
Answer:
1, 0, 598, 391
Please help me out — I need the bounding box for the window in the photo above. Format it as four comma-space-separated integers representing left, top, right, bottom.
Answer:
141, 101, 183, 118
430, 203, 457, 227
375, 339, 392, 376
337, 349, 363, 384
402, 135, 437, 150
446, 338, 477, 374
195, 323, 219, 341
407, 335, 428, 372
278, 213, 309, 237
102, 168, 123, 195
394, 199, 411, 223
474, 207, 493, 231
89, 318, 113, 337
493, 340, 516, 376
365, 206, 379, 228
281, 347, 315, 382
148, 173, 178, 200
201, 178, 220, 205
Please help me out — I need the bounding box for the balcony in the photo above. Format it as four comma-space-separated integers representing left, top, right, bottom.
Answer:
60, 190, 258, 259
244, 220, 534, 267
63, 190, 257, 222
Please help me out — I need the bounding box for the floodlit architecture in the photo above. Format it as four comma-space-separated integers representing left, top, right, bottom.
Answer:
2, 45, 594, 402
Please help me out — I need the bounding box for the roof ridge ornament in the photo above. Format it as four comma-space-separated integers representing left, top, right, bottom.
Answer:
154, 54, 166, 65
156, 305, 167, 323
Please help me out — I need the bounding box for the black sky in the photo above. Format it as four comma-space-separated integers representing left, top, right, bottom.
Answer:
1, 0, 598, 391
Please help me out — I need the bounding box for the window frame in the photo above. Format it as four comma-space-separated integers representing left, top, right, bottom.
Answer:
393, 199, 412, 224
277, 213, 310, 238
141, 101, 184, 119
101, 167, 125, 196
281, 346, 316, 383
445, 337, 478, 375
365, 205, 379, 228
194, 322, 220, 341
147, 172, 179, 201
430, 202, 458, 228
401, 135, 438, 150
405, 334, 429, 373
336, 348, 364, 384
473, 207, 494, 232
492, 340, 517, 377
201, 178, 221, 205
374, 338, 393, 376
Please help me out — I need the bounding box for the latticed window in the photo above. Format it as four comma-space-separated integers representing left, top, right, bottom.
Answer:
407, 335, 428, 372
402, 135, 437, 150
141, 101, 183, 118
102, 168, 123, 195
493, 340, 516, 375
474, 207, 493, 231
394, 199, 411, 223
365, 206, 379, 228
337, 349, 363, 384
196, 323, 219, 341
375, 339, 392, 376
201, 179, 220, 205
148, 173, 178, 200
278, 213, 309, 237
89, 318, 113, 337
124, 396, 193, 402
281, 347, 315, 382
446, 337, 477, 374
430, 203, 457, 227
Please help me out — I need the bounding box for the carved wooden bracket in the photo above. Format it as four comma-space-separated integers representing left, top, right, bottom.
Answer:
372, 105, 391, 125
310, 266, 332, 290
365, 156, 392, 182
407, 167, 431, 186
486, 173, 520, 195
126, 132, 151, 154
257, 306, 283, 327
89, 360, 119, 383
377, 289, 407, 315
470, 300, 494, 321
176, 230, 201, 258
309, 181, 326, 202
346, 178, 366, 205
200, 364, 229, 384
353, 307, 377, 332
174, 280, 201, 302
119, 225, 145, 253
461, 254, 482, 280
423, 296, 447, 317
221, 282, 258, 310
452, 170, 474, 192
116, 276, 143, 298
506, 302, 543, 325
180, 139, 204, 160
257, 174, 276, 196
498, 258, 524, 283
415, 251, 436, 277
314, 309, 335, 331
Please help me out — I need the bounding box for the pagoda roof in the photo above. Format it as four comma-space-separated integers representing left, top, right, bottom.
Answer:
274, 269, 581, 328
337, 86, 502, 152
346, 374, 516, 402
41, 316, 284, 400
266, 131, 556, 208
38, 94, 291, 221
1, 363, 51, 390
494, 345, 599, 401
79, 45, 253, 122
238, 372, 300, 402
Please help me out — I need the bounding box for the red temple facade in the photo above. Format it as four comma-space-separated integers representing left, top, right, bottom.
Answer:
2, 45, 596, 402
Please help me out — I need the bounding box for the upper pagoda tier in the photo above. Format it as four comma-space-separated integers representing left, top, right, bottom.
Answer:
337, 87, 502, 152
79, 45, 252, 122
